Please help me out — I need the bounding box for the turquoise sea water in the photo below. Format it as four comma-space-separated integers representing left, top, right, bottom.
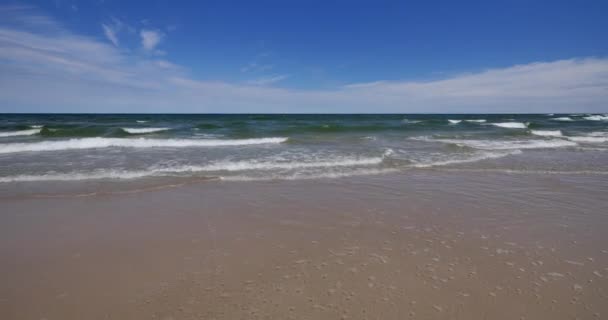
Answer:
1, 114, 607, 185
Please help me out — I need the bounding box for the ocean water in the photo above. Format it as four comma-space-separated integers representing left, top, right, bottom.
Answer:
1, 114, 608, 188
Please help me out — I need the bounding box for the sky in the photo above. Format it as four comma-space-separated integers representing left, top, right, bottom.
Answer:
0, 1, 607, 113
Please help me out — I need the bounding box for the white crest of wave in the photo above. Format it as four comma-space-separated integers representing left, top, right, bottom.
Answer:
0, 128, 41, 137
412, 150, 522, 168
490, 122, 528, 129
566, 136, 608, 143
416, 137, 577, 150
583, 115, 608, 121
551, 117, 574, 121
465, 119, 486, 123
122, 127, 170, 134
448, 119, 462, 124
136, 120, 148, 123
0, 154, 387, 183
587, 131, 608, 137
0, 137, 288, 154
0, 170, 154, 183
531, 130, 563, 137
222, 168, 398, 182
169, 156, 384, 173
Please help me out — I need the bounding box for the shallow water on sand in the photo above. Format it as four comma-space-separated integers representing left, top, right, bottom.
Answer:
0, 171, 607, 319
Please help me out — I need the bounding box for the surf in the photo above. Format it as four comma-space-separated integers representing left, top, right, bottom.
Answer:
0, 137, 288, 154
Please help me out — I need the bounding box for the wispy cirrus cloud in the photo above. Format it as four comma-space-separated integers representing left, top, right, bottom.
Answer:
101, 23, 119, 46
247, 74, 289, 86
140, 29, 162, 51
0, 5, 607, 113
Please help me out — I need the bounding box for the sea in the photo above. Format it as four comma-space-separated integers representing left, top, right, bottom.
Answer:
1, 113, 608, 195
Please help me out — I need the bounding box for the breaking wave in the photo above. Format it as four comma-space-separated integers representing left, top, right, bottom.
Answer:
122, 127, 170, 134
531, 130, 563, 137
583, 115, 608, 121
0, 137, 288, 154
0, 154, 387, 182
490, 122, 528, 129
0, 128, 41, 137
415, 137, 577, 150
411, 150, 522, 168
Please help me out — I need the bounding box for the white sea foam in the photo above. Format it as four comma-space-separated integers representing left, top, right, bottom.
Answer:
490, 122, 528, 129
584, 115, 608, 121
416, 137, 577, 150
448, 120, 462, 124
551, 117, 574, 121
222, 168, 398, 182
0, 170, 155, 183
0, 128, 41, 137
566, 136, 608, 143
122, 127, 170, 134
0, 154, 387, 183
465, 119, 486, 123
531, 130, 563, 137
588, 131, 608, 136
0, 137, 288, 154
136, 120, 148, 123
30, 125, 44, 128
170, 156, 384, 172
411, 150, 522, 168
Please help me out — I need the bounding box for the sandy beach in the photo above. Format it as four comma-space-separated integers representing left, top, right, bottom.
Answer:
1, 171, 607, 320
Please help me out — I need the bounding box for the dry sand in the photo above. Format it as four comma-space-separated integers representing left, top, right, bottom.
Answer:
1, 171, 607, 319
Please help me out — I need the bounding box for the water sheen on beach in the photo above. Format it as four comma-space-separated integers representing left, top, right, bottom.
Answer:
1, 113, 608, 195
1, 114, 608, 319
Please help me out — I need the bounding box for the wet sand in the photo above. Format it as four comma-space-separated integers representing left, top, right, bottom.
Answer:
1, 171, 607, 319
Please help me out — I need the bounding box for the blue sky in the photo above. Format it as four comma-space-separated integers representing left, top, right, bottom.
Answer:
0, 1, 607, 113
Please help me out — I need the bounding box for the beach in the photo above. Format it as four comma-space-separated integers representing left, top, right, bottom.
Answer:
1, 170, 607, 319
2, 0, 608, 318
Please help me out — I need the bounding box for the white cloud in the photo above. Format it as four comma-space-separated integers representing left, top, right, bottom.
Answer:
101, 23, 118, 46
0, 6, 607, 113
100, 18, 129, 47
140, 29, 162, 51
247, 74, 289, 86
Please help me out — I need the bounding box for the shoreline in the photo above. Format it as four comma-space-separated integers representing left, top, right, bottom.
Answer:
1, 171, 607, 319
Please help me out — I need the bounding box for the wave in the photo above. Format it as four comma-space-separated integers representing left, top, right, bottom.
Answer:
465, 119, 486, 123
122, 127, 170, 134
136, 120, 148, 123
587, 131, 608, 137
0, 170, 157, 183
0, 128, 41, 137
411, 150, 522, 168
490, 122, 528, 129
448, 120, 462, 124
222, 168, 398, 182
531, 130, 563, 137
164, 156, 385, 173
566, 136, 608, 143
415, 137, 577, 150
0, 154, 387, 183
551, 117, 574, 121
583, 115, 608, 121
0, 137, 288, 154
39, 127, 110, 138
